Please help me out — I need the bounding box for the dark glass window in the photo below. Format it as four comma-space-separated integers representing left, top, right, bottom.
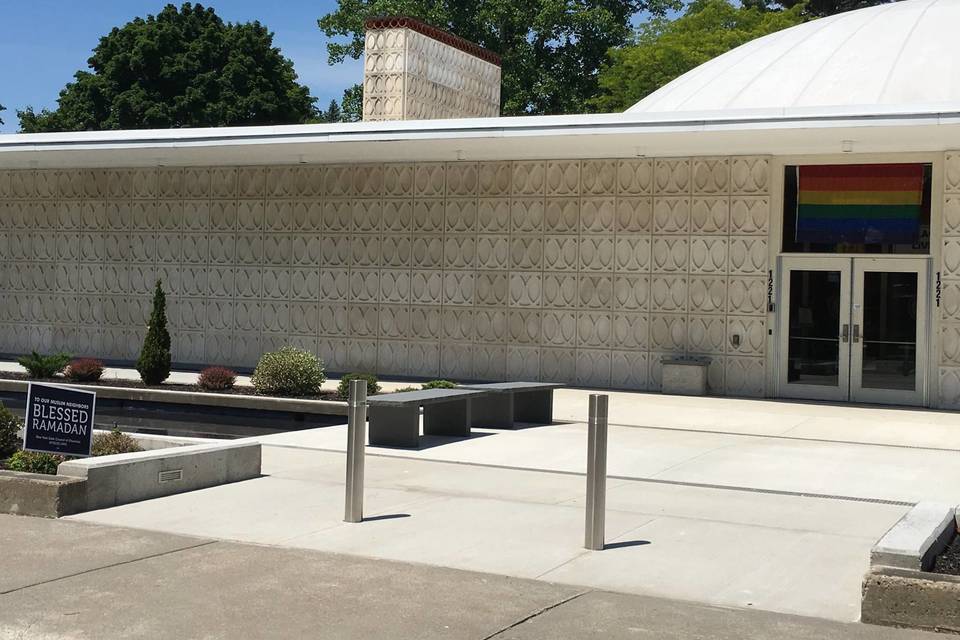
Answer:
787, 270, 842, 386
782, 163, 931, 254
861, 271, 917, 391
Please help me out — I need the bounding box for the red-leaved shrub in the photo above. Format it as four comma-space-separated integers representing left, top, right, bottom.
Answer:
65, 358, 105, 382
198, 366, 237, 391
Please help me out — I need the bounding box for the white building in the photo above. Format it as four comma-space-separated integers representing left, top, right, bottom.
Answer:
2, 0, 960, 408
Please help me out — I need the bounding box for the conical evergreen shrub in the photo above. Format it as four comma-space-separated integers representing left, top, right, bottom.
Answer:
137, 280, 171, 385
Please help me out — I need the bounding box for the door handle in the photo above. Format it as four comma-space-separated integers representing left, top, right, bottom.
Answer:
841, 324, 849, 343
852, 324, 860, 343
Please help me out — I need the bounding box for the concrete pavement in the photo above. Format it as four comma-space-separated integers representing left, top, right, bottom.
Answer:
9, 360, 960, 623
64, 378, 960, 622
256, 415, 960, 505
70, 446, 909, 621
549, 388, 960, 449
0, 515, 939, 640
7, 358, 960, 450
16, 357, 958, 502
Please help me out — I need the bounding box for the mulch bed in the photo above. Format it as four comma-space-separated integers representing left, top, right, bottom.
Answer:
934, 534, 960, 576
0, 372, 342, 402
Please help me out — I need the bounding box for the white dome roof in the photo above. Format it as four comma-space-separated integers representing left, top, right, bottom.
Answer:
627, 0, 960, 114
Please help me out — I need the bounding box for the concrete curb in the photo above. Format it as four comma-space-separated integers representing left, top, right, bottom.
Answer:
58, 441, 262, 511
862, 502, 960, 631
114, 430, 213, 450
862, 566, 960, 632
870, 501, 956, 570
0, 378, 347, 416
0, 441, 261, 518
0, 470, 87, 518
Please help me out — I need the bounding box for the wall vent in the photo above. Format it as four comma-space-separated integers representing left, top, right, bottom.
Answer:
158, 469, 183, 483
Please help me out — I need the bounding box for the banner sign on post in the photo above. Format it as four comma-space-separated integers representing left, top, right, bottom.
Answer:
23, 383, 96, 457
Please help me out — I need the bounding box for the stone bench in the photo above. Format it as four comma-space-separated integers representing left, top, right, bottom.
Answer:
366, 389, 488, 448
458, 382, 564, 429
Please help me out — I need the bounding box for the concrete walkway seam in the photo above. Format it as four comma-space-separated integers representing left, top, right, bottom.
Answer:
0, 540, 218, 596
263, 443, 916, 507
603, 421, 960, 454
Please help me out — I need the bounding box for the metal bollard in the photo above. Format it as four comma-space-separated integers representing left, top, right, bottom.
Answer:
344, 378, 367, 523
584, 393, 608, 550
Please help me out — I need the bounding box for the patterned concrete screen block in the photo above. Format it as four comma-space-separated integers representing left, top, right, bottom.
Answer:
941, 153, 960, 407
363, 17, 502, 121
0, 155, 771, 397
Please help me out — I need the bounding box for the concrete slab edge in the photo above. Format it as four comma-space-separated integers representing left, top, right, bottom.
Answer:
862, 566, 960, 633
57, 441, 261, 511
104, 430, 212, 450
870, 501, 956, 571
0, 470, 88, 518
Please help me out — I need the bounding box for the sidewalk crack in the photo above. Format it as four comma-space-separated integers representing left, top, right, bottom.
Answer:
481, 590, 591, 640
0, 540, 218, 596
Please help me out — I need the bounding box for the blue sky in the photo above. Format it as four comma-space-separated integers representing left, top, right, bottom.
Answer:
0, 0, 360, 133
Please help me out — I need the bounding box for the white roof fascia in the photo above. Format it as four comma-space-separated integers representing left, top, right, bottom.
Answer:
2, 106, 960, 167
0, 105, 959, 146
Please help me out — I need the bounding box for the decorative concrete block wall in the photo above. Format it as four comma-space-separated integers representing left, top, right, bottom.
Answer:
939, 152, 960, 406
0, 156, 770, 394
363, 18, 501, 121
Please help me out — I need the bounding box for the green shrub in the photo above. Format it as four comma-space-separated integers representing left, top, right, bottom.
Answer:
65, 358, 105, 382
137, 280, 171, 385
336, 373, 380, 399
7, 450, 66, 475
0, 402, 22, 459
422, 380, 457, 390
394, 386, 419, 393
17, 351, 71, 378
91, 429, 144, 457
251, 346, 326, 397
198, 366, 237, 391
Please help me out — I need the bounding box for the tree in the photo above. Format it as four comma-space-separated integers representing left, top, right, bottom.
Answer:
318, 0, 679, 116
137, 280, 172, 385
321, 99, 343, 123
743, 0, 893, 18
19, 3, 316, 133
339, 85, 363, 122
0, 104, 5, 126
591, 0, 805, 113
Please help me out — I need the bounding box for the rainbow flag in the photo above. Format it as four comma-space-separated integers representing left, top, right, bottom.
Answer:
796, 163, 924, 244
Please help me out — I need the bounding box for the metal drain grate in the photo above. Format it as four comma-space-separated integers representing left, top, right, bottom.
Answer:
158, 469, 183, 483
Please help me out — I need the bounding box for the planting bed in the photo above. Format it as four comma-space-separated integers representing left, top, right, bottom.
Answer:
862, 502, 960, 632
0, 378, 348, 439
0, 371, 340, 401
934, 534, 960, 576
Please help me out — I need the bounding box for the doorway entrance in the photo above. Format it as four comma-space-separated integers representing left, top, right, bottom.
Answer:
777, 256, 928, 405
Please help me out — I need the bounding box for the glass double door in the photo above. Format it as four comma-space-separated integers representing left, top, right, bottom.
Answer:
778, 257, 928, 405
